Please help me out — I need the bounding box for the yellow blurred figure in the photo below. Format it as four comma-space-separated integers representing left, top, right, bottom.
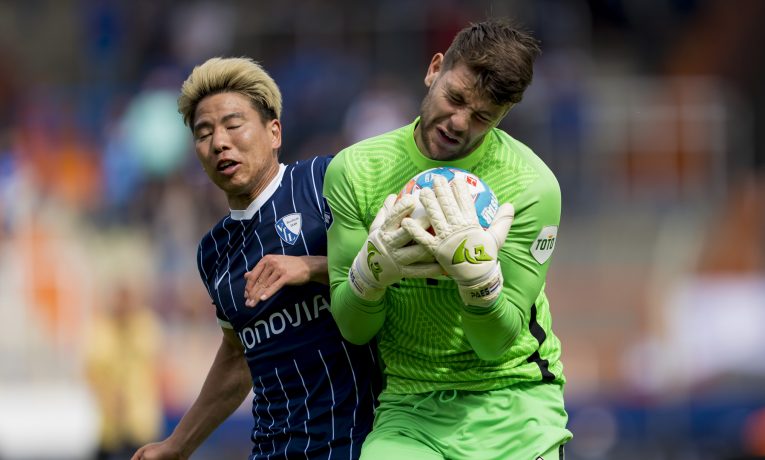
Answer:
86, 284, 163, 460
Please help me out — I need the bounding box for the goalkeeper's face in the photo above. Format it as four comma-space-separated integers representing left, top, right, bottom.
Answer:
193, 91, 282, 209
416, 54, 511, 161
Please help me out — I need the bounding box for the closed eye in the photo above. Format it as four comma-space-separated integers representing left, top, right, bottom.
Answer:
447, 94, 464, 106
474, 113, 491, 124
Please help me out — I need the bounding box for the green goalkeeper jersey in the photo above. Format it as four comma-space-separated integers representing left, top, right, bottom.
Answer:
324, 119, 565, 394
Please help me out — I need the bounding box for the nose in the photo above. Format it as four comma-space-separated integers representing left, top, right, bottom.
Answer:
450, 109, 470, 133
211, 127, 230, 154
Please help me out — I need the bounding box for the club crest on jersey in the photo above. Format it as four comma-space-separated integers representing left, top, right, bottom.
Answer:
275, 213, 302, 245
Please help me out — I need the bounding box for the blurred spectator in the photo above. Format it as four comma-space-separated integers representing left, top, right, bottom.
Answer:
342, 74, 417, 143
272, 46, 366, 162
85, 283, 163, 460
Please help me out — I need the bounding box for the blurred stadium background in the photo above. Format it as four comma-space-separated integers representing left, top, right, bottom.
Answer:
0, 0, 763, 459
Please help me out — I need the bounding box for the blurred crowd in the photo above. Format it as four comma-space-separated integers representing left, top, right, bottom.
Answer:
0, 1, 764, 459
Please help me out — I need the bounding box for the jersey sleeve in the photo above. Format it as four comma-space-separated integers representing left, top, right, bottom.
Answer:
461, 171, 561, 359
323, 150, 386, 345
307, 155, 334, 227
500, 171, 561, 310
196, 236, 233, 328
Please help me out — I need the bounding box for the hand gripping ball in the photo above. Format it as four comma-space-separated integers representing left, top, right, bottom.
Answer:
398, 167, 499, 231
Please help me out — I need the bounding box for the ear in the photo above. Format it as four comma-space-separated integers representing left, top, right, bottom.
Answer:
269, 119, 282, 149
424, 53, 443, 88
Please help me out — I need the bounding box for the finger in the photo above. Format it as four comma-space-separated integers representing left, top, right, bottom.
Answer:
401, 217, 437, 251
245, 286, 253, 304
248, 261, 267, 283
391, 243, 431, 265
411, 212, 431, 231
451, 177, 479, 225
382, 193, 398, 211
245, 290, 257, 307
382, 194, 416, 232
418, 188, 448, 236
244, 271, 255, 298
252, 268, 276, 299
260, 270, 283, 298
432, 175, 463, 226
256, 280, 284, 303
487, 203, 515, 246
385, 226, 415, 248
370, 194, 398, 232
246, 266, 274, 307
401, 262, 444, 279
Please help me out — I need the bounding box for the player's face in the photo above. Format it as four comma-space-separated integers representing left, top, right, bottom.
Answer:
415, 54, 511, 161
193, 92, 282, 209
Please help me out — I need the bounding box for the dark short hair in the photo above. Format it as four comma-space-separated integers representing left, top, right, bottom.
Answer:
441, 19, 541, 105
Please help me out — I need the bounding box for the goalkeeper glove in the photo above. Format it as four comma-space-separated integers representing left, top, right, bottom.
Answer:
402, 175, 514, 307
348, 194, 441, 301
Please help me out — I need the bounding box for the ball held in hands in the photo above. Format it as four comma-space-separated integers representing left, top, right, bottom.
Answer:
396, 167, 499, 234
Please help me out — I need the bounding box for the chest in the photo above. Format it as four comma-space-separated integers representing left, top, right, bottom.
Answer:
201, 205, 327, 319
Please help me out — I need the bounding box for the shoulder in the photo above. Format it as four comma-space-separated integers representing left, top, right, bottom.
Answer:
196, 215, 230, 272
334, 124, 411, 173
494, 130, 549, 170
279, 156, 334, 197
286, 155, 333, 180
199, 214, 232, 248
329, 125, 412, 183
492, 129, 558, 192
489, 130, 561, 225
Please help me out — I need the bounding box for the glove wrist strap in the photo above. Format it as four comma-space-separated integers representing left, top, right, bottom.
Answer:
348, 257, 386, 301
457, 268, 503, 307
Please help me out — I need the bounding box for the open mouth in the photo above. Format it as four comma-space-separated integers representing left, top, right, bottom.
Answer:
437, 127, 460, 145
216, 159, 240, 173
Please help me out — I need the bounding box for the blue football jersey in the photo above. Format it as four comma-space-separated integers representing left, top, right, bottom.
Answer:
197, 156, 380, 460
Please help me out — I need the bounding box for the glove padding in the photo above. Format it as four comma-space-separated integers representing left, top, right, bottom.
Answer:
402, 175, 514, 307
348, 194, 441, 301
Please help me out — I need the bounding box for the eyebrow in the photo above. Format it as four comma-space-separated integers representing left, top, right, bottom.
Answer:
193, 112, 246, 134
448, 90, 495, 120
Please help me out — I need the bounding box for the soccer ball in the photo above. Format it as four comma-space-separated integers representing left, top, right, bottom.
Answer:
398, 167, 498, 229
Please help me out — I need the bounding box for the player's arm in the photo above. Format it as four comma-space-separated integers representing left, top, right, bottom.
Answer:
405, 175, 560, 360
461, 177, 561, 359
244, 255, 328, 307
131, 327, 251, 460
325, 152, 441, 344
323, 151, 386, 345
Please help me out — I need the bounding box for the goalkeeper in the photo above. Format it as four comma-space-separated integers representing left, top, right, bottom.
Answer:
324, 18, 572, 460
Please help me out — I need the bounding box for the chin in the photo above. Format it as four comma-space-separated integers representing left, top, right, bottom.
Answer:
430, 145, 461, 161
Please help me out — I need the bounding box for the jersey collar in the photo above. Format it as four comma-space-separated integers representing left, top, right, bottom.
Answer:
229, 163, 286, 221
405, 117, 492, 171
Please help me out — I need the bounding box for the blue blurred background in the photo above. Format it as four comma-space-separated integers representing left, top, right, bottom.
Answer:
0, 1, 763, 459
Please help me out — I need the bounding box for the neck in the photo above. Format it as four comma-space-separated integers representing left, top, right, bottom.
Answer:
413, 121, 430, 158
227, 161, 279, 210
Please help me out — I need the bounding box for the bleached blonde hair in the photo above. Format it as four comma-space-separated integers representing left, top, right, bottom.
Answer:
177, 56, 282, 129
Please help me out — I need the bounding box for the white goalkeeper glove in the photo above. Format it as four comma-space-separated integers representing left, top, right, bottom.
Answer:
402, 175, 514, 307
348, 194, 441, 301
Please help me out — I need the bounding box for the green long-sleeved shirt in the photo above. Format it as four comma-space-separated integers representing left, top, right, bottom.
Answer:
324, 119, 565, 394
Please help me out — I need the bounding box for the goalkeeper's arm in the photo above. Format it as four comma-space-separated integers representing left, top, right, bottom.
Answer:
404, 175, 560, 360
324, 155, 440, 345
403, 175, 522, 360
331, 195, 441, 344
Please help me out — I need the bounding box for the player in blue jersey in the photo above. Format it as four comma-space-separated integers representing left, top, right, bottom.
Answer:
131, 57, 380, 460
